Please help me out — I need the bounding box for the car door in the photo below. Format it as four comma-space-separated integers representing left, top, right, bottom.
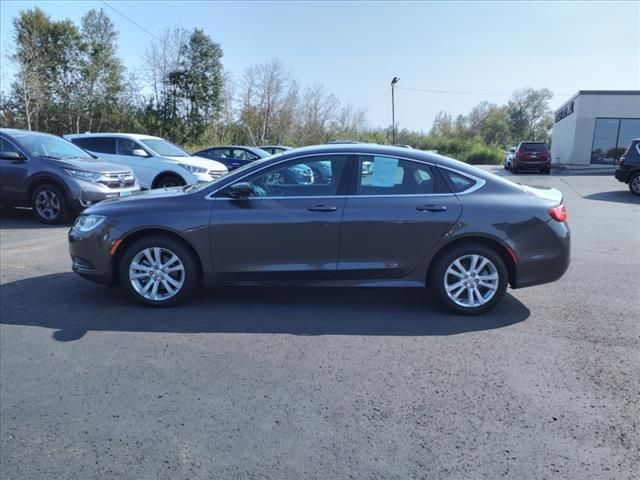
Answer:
0, 137, 29, 204
115, 138, 155, 188
209, 154, 354, 280
337, 154, 462, 279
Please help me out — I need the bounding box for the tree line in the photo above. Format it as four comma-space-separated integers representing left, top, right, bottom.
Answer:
0, 7, 555, 163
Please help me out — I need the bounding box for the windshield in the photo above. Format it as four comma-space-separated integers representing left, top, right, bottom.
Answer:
141, 138, 190, 157
249, 147, 272, 159
14, 132, 93, 159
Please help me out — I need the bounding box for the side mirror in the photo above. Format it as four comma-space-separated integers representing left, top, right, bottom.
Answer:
0, 151, 25, 161
228, 182, 253, 198
132, 148, 149, 157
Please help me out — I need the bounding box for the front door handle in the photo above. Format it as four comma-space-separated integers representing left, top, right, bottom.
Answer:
416, 205, 448, 212
307, 205, 337, 212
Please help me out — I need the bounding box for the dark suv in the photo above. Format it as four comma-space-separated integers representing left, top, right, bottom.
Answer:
511, 141, 551, 174
615, 138, 640, 195
0, 128, 139, 224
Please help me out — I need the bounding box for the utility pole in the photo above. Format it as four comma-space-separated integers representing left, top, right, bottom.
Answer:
391, 77, 400, 144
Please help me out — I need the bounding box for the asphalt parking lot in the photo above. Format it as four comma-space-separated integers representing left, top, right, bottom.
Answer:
1, 166, 639, 479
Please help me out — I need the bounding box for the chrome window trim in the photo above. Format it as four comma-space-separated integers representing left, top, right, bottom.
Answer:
438, 165, 486, 195
204, 151, 484, 200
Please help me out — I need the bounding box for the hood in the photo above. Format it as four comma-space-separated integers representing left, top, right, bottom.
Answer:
84, 186, 186, 213
520, 184, 563, 205
164, 155, 227, 172
42, 156, 132, 174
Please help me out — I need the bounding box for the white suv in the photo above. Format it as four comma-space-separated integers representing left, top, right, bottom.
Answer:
65, 133, 228, 189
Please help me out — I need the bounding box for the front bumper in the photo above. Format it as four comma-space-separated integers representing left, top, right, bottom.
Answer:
68, 179, 141, 210
68, 224, 123, 284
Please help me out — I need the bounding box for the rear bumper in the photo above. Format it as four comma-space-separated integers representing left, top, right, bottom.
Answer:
510, 219, 571, 289
515, 160, 550, 169
614, 167, 630, 183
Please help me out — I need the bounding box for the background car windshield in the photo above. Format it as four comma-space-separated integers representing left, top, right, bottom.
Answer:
14, 133, 93, 159
141, 139, 190, 157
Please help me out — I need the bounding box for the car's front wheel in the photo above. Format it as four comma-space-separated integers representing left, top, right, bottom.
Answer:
31, 183, 68, 224
119, 235, 199, 307
430, 244, 508, 315
628, 172, 640, 196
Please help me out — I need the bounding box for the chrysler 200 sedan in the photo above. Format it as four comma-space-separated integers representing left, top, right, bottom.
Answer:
68, 144, 570, 315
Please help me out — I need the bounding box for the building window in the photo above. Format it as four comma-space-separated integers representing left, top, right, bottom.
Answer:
591, 118, 640, 164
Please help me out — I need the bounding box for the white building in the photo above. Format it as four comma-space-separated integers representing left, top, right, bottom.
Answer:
551, 90, 640, 166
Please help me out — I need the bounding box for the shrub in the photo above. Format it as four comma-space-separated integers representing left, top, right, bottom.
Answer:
463, 145, 504, 165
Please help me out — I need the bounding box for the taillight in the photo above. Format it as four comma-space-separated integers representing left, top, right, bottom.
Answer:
548, 204, 567, 222
619, 157, 625, 166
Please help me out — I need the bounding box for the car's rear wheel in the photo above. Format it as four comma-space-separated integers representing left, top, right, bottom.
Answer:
155, 174, 185, 189
119, 235, 199, 307
510, 163, 518, 174
31, 183, 68, 224
430, 244, 508, 315
542, 166, 551, 174
628, 172, 640, 196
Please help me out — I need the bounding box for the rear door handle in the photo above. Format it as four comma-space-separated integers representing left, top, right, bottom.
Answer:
416, 205, 448, 212
307, 205, 337, 212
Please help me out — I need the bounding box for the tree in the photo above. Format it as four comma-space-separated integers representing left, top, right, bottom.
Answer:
507, 87, 553, 141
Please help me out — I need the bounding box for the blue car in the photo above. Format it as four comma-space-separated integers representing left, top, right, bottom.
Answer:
194, 146, 314, 185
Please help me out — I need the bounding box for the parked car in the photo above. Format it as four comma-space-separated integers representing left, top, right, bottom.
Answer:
614, 138, 640, 195
65, 133, 228, 189
0, 128, 139, 224
194, 145, 316, 184
511, 142, 551, 174
68, 144, 570, 315
193, 146, 271, 171
259, 145, 292, 155
504, 147, 516, 170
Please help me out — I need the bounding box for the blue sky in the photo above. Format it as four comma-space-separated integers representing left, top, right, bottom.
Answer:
1, 1, 638, 131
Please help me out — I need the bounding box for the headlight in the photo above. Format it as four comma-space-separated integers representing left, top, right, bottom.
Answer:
64, 169, 102, 182
179, 164, 208, 174
73, 215, 106, 232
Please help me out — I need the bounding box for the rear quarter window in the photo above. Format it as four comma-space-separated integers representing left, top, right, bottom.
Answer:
440, 168, 477, 193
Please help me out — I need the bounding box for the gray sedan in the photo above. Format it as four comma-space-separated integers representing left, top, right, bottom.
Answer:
68, 144, 570, 315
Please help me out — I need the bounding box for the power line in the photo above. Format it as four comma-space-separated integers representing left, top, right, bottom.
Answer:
99, 0, 162, 42
396, 85, 574, 97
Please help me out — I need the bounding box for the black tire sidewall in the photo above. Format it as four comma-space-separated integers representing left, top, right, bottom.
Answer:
31, 183, 67, 224
156, 175, 185, 189
430, 244, 509, 316
119, 235, 198, 307
629, 173, 640, 196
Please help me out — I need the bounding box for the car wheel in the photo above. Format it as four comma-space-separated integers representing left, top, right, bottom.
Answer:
119, 235, 199, 307
155, 175, 185, 189
542, 167, 551, 174
430, 244, 508, 316
629, 172, 640, 196
511, 163, 518, 174
31, 183, 68, 224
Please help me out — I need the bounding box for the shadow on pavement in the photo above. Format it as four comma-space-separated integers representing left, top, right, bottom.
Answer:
0, 206, 74, 230
0, 273, 530, 341
583, 190, 640, 205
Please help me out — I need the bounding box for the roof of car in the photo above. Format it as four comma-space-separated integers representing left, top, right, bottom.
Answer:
65, 132, 163, 140
259, 145, 292, 149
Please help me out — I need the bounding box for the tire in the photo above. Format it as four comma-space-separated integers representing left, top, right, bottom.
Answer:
429, 243, 509, 316
31, 183, 68, 224
510, 163, 518, 174
119, 235, 199, 307
154, 174, 185, 189
629, 172, 640, 196
542, 166, 551, 174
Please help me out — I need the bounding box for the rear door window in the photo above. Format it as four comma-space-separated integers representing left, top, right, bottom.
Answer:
356, 156, 440, 195
117, 138, 144, 156
72, 137, 116, 154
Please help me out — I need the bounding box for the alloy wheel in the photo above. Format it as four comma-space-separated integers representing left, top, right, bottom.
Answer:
35, 189, 61, 221
129, 247, 186, 301
443, 254, 499, 308
631, 175, 640, 194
